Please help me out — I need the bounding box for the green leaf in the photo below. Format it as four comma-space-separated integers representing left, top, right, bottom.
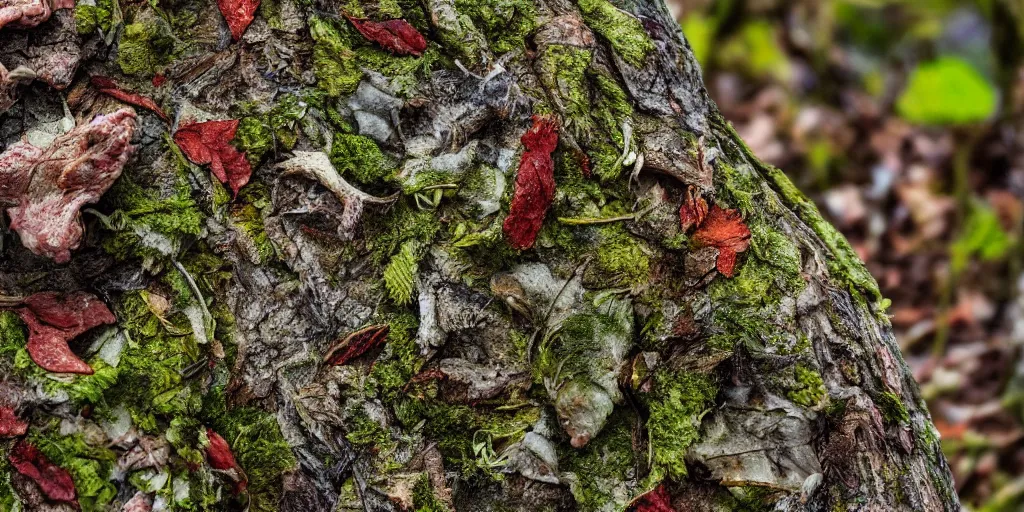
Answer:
950, 201, 1013, 273
384, 241, 419, 305
896, 56, 997, 125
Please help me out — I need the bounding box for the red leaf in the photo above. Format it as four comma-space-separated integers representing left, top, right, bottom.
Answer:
0, 406, 28, 437
218, 0, 260, 40
502, 115, 559, 250
173, 120, 252, 196
151, 74, 167, 88
630, 485, 675, 512
13, 291, 117, 375
323, 324, 390, 366
678, 185, 707, 233
205, 428, 238, 470
90, 76, 169, 123
691, 205, 751, 278
8, 440, 79, 506
345, 15, 427, 56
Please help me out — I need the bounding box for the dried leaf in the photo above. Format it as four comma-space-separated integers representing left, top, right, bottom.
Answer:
503, 115, 559, 250
323, 324, 390, 366
90, 76, 169, 123
345, 15, 427, 57
0, 406, 28, 437
218, 0, 260, 41
0, 109, 136, 262
8, 440, 79, 506
629, 485, 675, 512
173, 119, 252, 196
14, 291, 117, 375
678, 185, 708, 233
205, 428, 239, 470
691, 205, 751, 277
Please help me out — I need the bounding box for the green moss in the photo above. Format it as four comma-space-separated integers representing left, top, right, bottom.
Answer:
117, 17, 175, 76
593, 224, 651, 288
230, 184, 277, 263
875, 391, 910, 425
576, 0, 654, 67
365, 313, 422, 399
74, 0, 115, 35
787, 365, 827, 408
537, 45, 593, 133
235, 116, 275, 163
383, 240, 420, 305
201, 388, 298, 512
309, 16, 363, 97
413, 473, 451, 512
454, 0, 537, 54
30, 431, 118, 511
562, 409, 643, 511
643, 369, 717, 480
330, 133, 394, 184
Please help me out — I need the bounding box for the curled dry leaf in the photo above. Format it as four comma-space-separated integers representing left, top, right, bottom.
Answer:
691, 205, 751, 277
323, 324, 390, 366
0, 405, 28, 437
90, 76, 169, 123
217, 0, 260, 40
629, 485, 675, 512
0, 108, 136, 262
678, 185, 708, 233
205, 428, 248, 493
345, 15, 427, 57
173, 119, 252, 196
8, 440, 79, 506
12, 291, 117, 375
503, 115, 559, 250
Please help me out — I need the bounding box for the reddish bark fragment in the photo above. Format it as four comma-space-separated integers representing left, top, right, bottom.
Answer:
502, 115, 559, 250
217, 0, 260, 40
0, 0, 52, 31
345, 15, 427, 57
173, 119, 252, 196
678, 185, 708, 233
0, 406, 28, 437
14, 291, 116, 375
1, 108, 136, 262
691, 205, 751, 278
90, 76, 169, 123
8, 440, 79, 506
629, 485, 675, 512
323, 324, 390, 366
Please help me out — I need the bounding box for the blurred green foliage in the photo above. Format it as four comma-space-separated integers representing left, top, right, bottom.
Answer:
897, 57, 997, 125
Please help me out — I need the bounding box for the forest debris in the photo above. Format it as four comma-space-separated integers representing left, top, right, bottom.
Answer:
90, 76, 169, 123
0, 108, 136, 262
678, 185, 708, 232
205, 428, 248, 493
218, 0, 260, 40
11, 291, 117, 374
0, 0, 63, 31
323, 324, 390, 366
503, 115, 559, 250
173, 119, 252, 196
691, 205, 751, 277
0, 406, 28, 437
345, 15, 427, 57
8, 440, 78, 506
629, 485, 675, 512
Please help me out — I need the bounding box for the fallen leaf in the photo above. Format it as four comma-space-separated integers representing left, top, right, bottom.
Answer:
323, 324, 390, 366
8, 440, 78, 506
173, 119, 252, 196
218, 0, 260, 41
691, 205, 751, 277
345, 15, 427, 57
678, 185, 708, 232
503, 115, 559, 250
90, 76, 169, 123
13, 291, 117, 375
0, 406, 28, 437
629, 485, 675, 512
205, 428, 248, 493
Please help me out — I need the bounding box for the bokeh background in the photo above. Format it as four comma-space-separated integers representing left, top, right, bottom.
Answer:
666, 0, 1024, 509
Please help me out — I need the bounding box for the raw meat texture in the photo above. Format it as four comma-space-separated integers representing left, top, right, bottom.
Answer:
1, 108, 135, 262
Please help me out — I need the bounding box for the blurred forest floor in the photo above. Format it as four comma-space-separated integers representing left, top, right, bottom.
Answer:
669, 1, 1024, 510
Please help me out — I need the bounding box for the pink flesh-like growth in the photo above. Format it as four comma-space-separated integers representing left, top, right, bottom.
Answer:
0, 108, 136, 263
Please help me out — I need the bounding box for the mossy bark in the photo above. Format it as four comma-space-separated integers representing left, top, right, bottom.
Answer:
0, 0, 959, 510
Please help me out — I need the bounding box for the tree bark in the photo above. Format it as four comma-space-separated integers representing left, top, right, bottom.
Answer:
0, 0, 960, 511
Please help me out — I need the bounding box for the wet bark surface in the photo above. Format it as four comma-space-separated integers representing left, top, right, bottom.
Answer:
0, 0, 960, 510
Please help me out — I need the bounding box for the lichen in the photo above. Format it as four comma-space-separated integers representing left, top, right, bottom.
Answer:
576, 0, 655, 67
876, 391, 911, 425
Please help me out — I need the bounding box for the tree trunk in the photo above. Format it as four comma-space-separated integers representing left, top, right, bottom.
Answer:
0, 0, 960, 511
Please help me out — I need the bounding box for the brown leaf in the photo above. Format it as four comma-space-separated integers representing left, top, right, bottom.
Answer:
323, 324, 390, 366
345, 15, 427, 57
691, 205, 751, 277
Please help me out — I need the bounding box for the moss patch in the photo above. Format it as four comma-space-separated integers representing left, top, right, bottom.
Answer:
642, 369, 717, 480
576, 0, 654, 67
